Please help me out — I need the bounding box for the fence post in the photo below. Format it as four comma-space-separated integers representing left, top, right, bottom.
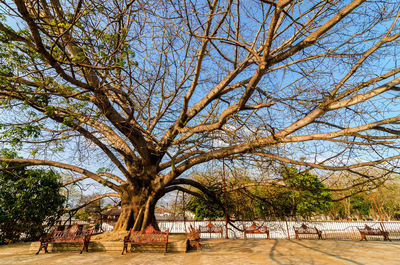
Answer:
222, 158, 229, 239
285, 220, 291, 239
370, 190, 386, 231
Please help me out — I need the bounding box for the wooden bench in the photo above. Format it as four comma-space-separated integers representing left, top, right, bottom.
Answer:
293, 223, 323, 240
357, 224, 390, 241
199, 223, 224, 238
122, 224, 169, 254
243, 223, 270, 239
36, 224, 94, 254
186, 225, 201, 251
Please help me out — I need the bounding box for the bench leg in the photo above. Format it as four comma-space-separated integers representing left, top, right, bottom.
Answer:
121, 242, 128, 255
383, 233, 391, 241
80, 240, 89, 254
188, 240, 201, 251
195, 242, 201, 251
35, 245, 42, 255
35, 242, 45, 255
360, 233, 367, 241
36, 241, 49, 255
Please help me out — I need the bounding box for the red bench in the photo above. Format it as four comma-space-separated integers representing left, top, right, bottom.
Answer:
36, 224, 94, 254
199, 223, 224, 238
122, 224, 169, 254
293, 223, 323, 240
243, 223, 270, 239
186, 225, 201, 251
357, 224, 390, 241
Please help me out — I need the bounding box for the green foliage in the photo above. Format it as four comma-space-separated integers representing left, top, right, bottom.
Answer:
255, 167, 332, 217
73, 194, 104, 222
0, 124, 42, 148
253, 188, 294, 218
248, 168, 333, 219
0, 149, 65, 242
186, 186, 225, 221
283, 168, 332, 217
96, 167, 111, 174
186, 167, 332, 220
350, 195, 372, 216
74, 209, 89, 221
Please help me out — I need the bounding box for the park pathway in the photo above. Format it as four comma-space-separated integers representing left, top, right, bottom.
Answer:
1, 239, 400, 264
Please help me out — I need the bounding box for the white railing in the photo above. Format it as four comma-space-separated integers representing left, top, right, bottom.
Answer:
97, 220, 400, 240
157, 220, 400, 240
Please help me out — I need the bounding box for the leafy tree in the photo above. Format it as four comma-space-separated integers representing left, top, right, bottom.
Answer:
74, 209, 89, 222
253, 168, 332, 218
341, 182, 400, 220
286, 169, 332, 217
253, 188, 289, 219
186, 168, 332, 220
0, 149, 65, 242
374, 183, 400, 220
325, 171, 399, 220
0, 0, 399, 231
184, 172, 226, 220
73, 193, 106, 222
186, 190, 226, 221
349, 194, 371, 217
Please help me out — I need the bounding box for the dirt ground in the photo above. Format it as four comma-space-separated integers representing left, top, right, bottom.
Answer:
1, 239, 400, 265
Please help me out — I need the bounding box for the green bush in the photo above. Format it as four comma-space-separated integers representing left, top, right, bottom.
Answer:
0, 149, 65, 242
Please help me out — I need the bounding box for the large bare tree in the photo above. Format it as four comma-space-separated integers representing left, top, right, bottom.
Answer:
0, 0, 399, 230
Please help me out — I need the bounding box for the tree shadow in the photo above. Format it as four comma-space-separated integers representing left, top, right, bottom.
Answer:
283, 240, 364, 265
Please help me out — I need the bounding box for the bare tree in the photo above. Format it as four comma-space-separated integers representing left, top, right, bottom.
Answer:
0, 0, 399, 230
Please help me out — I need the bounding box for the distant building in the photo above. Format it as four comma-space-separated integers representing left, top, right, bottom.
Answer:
155, 206, 173, 220
53, 215, 89, 230
102, 208, 121, 225
155, 206, 195, 221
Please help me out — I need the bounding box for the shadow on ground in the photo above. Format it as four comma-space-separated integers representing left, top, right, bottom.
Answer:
1, 239, 400, 265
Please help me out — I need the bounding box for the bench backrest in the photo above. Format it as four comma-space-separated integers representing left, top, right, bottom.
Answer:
357, 224, 382, 234
127, 224, 169, 243
128, 232, 168, 243
293, 223, 319, 233
186, 225, 201, 240
199, 223, 223, 233
52, 224, 80, 236
49, 224, 93, 242
244, 223, 268, 232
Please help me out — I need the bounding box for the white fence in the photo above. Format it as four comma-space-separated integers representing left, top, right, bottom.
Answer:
157, 220, 400, 240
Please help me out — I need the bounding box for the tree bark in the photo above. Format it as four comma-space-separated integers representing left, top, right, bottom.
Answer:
113, 186, 158, 231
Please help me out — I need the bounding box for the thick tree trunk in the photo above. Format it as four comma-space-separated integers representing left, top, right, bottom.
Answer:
113, 186, 158, 231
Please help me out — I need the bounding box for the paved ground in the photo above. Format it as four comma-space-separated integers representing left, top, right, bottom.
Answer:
1, 239, 400, 265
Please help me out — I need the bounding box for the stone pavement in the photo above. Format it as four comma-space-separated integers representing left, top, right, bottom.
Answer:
1, 239, 400, 265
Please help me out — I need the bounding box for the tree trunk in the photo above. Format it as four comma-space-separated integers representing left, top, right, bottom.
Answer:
113, 187, 158, 231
